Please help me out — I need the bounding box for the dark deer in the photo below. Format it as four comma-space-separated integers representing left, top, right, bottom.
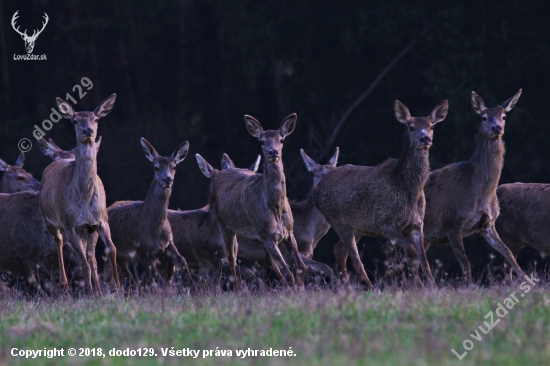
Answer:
0, 152, 40, 193
495, 183, 550, 280
318, 100, 448, 289
196, 114, 306, 288
108, 138, 190, 286
236, 148, 339, 283
39, 94, 120, 296
164, 154, 262, 287
402, 90, 526, 284
11, 11, 49, 53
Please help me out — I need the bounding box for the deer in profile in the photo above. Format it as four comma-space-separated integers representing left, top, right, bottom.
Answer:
108, 138, 190, 287
39, 94, 120, 296
235, 149, 339, 283
0, 152, 40, 193
494, 183, 550, 281
316, 100, 448, 289
164, 154, 262, 287
0, 138, 79, 292
197, 114, 306, 288
394, 90, 526, 284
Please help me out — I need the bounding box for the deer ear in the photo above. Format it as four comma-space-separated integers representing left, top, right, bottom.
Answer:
501, 89, 522, 112
300, 149, 319, 172
0, 158, 9, 171
140, 138, 159, 162
94, 93, 117, 118
471, 92, 487, 114
196, 154, 216, 178
328, 147, 339, 166
245, 115, 263, 138
14, 152, 25, 168
172, 141, 189, 165
279, 113, 297, 137
429, 100, 449, 124
221, 154, 236, 170
48, 138, 62, 151
394, 101, 412, 124
37, 138, 59, 160
56, 98, 75, 119
249, 155, 261, 172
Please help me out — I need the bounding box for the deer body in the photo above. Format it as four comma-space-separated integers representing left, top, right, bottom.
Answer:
319, 100, 449, 288
39, 94, 120, 295
108, 138, 189, 285
197, 114, 306, 287
420, 90, 526, 283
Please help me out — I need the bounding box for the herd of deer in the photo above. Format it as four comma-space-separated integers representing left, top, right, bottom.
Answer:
0, 88, 546, 296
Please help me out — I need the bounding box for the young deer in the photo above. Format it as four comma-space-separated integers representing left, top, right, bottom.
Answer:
0, 138, 79, 292
236, 149, 339, 283
197, 114, 306, 288
0, 152, 40, 193
165, 154, 262, 286
317, 100, 448, 289
108, 138, 190, 286
39, 94, 120, 296
412, 90, 526, 284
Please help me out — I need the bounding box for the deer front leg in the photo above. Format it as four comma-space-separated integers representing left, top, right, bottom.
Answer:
333, 226, 374, 290
85, 232, 102, 296
45, 223, 68, 288
481, 225, 526, 280
264, 237, 294, 286
446, 229, 472, 285
284, 233, 306, 287
66, 229, 93, 295
97, 221, 121, 289
220, 228, 241, 291
409, 226, 435, 287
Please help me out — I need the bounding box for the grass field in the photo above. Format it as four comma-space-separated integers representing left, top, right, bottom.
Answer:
1, 283, 549, 366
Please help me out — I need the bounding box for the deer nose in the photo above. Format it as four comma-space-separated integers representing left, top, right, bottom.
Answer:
83, 128, 93, 137
491, 125, 502, 134
419, 136, 431, 145
162, 177, 173, 186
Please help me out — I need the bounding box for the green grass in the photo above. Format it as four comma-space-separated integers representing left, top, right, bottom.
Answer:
1, 286, 550, 365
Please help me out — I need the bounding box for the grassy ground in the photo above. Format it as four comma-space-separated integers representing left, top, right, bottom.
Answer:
0, 284, 549, 366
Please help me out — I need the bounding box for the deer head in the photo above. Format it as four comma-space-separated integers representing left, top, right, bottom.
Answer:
56, 94, 116, 145
394, 100, 448, 150
221, 153, 261, 172
471, 89, 522, 140
141, 138, 189, 189
300, 148, 339, 186
244, 114, 297, 163
11, 11, 49, 54
0, 152, 40, 192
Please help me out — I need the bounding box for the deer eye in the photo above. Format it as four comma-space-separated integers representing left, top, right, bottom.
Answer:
482, 116, 487, 121
503, 115, 507, 120
280, 139, 284, 143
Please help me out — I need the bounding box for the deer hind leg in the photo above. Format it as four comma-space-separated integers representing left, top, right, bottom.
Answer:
334, 240, 350, 281
97, 221, 121, 289
446, 229, 472, 285
333, 226, 373, 290
45, 222, 68, 288
481, 225, 526, 281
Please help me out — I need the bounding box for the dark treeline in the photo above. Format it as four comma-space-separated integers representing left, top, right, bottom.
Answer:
1, 0, 549, 279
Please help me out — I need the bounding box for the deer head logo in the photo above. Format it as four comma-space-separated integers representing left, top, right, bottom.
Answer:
11, 10, 49, 54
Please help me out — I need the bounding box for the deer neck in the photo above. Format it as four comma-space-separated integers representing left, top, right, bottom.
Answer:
72, 142, 98, 199
469, 131, 505, 193
142, 180, 171, 230
262, 159, 286, 218
394, 136, 430, 196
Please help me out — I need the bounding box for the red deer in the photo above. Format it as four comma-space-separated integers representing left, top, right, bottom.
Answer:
0, 152, 40, 193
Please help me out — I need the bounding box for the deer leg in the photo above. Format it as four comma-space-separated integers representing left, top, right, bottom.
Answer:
446, 229, 472, 285
408, 227, 435, 287
333, 226, 374, 290
284, 233, 306, 286
264, 238, 294, 286
45, 223, 68, 288
302, 255, 336, 285
384, 230, 420, 286
220, 229, 240, 291
165, 241, 194, 288
21, 261, 41, 293
334, 240, 350, 281
97, 221, 121, 289
66, 230, 93, 295
85, 232, 102, 296
481, 225, 526, 280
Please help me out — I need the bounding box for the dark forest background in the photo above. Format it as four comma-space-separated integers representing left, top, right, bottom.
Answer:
1, 0, 549, 280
